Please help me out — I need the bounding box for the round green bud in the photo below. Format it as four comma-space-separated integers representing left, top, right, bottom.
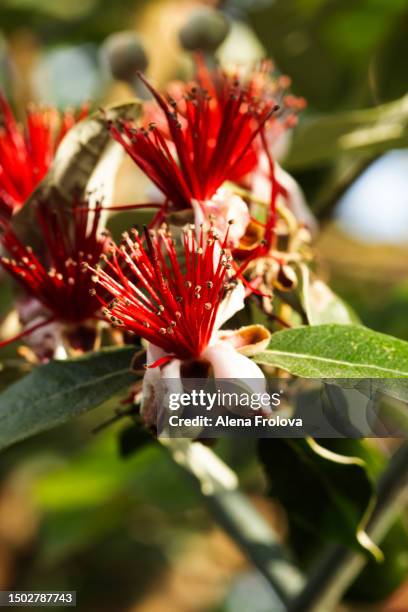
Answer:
179, 7, 230, 53
102, 31, 148, 82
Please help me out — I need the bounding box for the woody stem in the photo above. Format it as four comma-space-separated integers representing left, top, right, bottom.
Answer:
162, 438, 305, 607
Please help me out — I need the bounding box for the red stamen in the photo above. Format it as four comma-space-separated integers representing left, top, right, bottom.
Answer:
0, 315, 55, 348
90, 225, 236, 360
0, 95, 88, 221
109, 60, 302, 217
147, 354, 177, 369
0, 200, 107, 324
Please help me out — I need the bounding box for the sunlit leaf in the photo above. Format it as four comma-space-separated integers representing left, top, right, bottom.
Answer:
254, 324, 408, 379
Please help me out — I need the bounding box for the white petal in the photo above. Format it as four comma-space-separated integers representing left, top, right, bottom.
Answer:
141, 364, 162, 426
146, 342, 168, 366
251, 153, 317, 235
210, 188, 250, 245
145, 341, 183, 383
86, 141, 123, 217
269, 130, 291, 162
146, 182, 166, 204
142, 342, 184, 428
161, 358, 182, 381
213, 282, 246, 331
251, 164, 271, 204
192, 190, 250, 246
202, 340, 270, 414
275, 163, 318, 234
202, 340, 265, 379
191, 198, 206, 229
217, 324, 271, 355
145, 343, 183, 403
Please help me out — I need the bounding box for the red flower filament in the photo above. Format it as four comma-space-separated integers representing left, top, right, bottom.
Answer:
0, 95, 87, 219
109, 66, 287, 215
90, 226, 234, 360
0, 202, 106, 325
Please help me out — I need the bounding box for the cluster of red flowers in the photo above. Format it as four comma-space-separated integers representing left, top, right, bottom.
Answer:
0, 58, 306, 360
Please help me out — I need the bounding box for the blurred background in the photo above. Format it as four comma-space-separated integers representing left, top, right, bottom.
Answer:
0, 0, 407, 610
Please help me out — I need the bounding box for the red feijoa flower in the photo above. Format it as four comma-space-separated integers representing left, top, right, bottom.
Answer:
90, 225, 235, 360
0, 201, 107, 324
0, 94, 88, 220
108, 63, 291, 214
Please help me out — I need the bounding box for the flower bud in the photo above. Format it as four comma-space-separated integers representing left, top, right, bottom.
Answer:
179, 8, 230, 53
102, 31, 148, 82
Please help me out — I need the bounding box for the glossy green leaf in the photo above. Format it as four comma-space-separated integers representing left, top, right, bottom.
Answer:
0, 346, 136, 451
253, 324, 408, 379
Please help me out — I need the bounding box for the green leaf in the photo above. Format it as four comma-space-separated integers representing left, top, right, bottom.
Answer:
32, 429, 197, 564
0, 361, 32, 393
258, 438, 380, 560
297, 264, 360, 325
286, 94, 408, 170
0, 346, 136, 452
253, 324, 408, 379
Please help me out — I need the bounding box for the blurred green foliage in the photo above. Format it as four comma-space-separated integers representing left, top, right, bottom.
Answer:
0, 0, 147, 43
332, 278, 408, 341
0, 417, 261, 610
0, 0, 407, 609
248, 0, 408, 110
246, 0, 408, 219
